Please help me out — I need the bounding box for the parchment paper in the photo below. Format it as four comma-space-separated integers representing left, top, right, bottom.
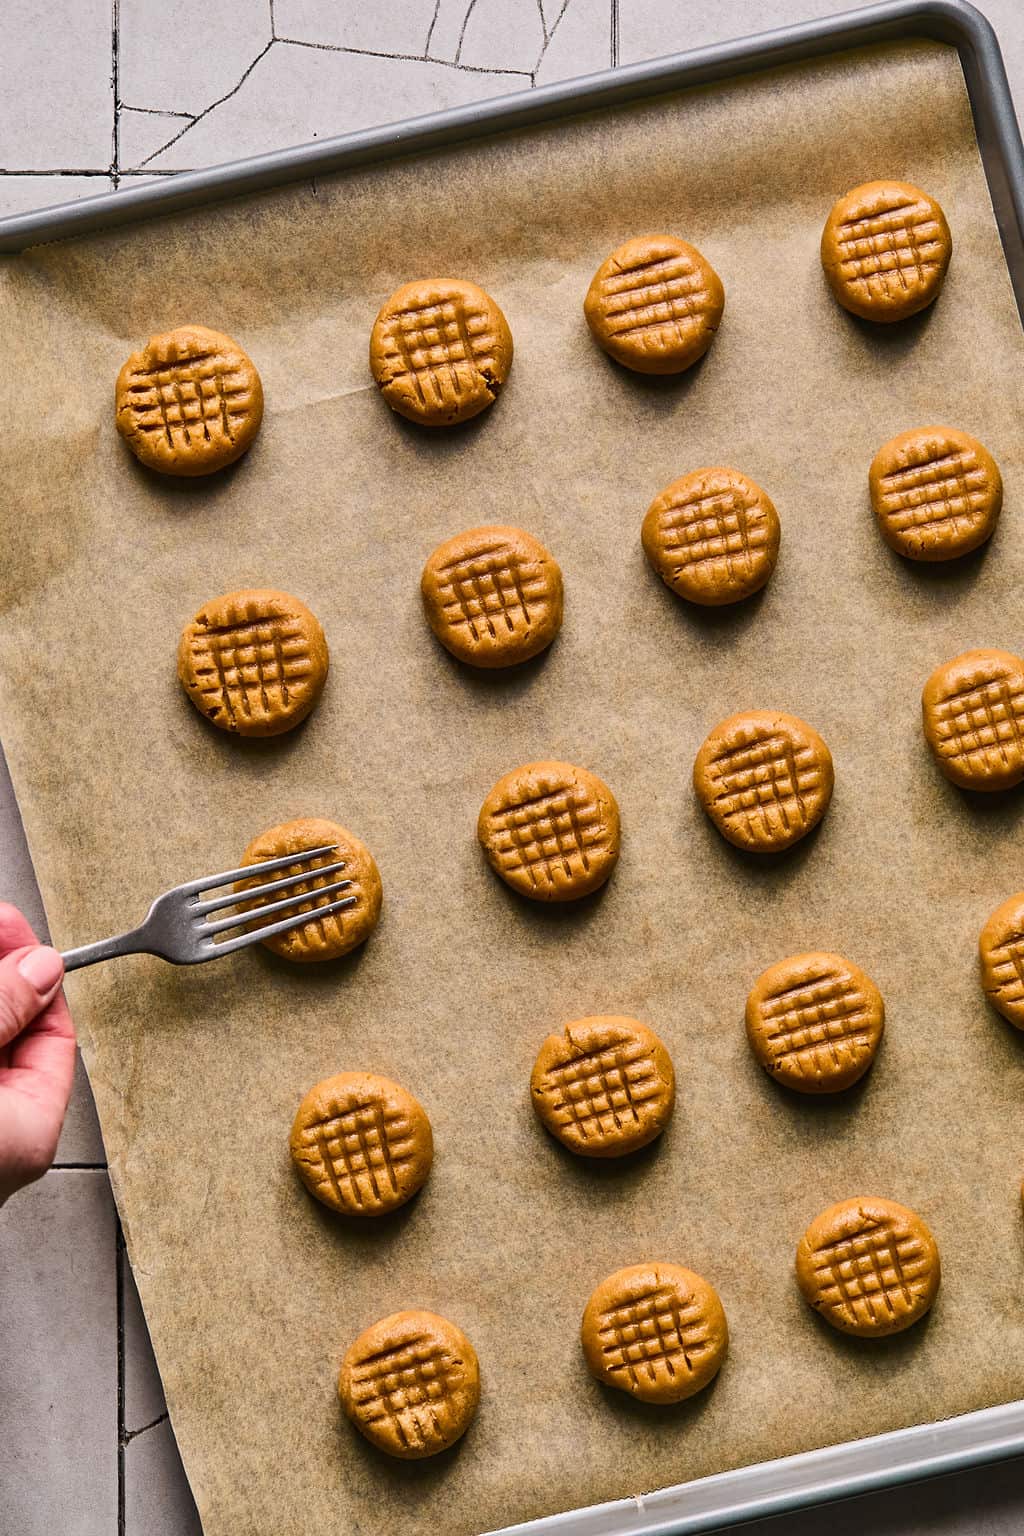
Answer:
1, 38, 1023, 1536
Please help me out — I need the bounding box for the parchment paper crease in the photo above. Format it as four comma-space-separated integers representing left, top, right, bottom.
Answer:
1, 39, 1023, 1536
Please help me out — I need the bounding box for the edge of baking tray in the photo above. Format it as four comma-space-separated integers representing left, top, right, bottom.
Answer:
0, 0, 1022, 309
3, 2, 1023, 1533
491, 1400, 1024, 1535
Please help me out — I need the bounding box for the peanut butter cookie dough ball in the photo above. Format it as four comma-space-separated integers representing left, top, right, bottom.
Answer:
339, 1310, 480, 1458
584, 235, 724, 374
796, 1197, 940, 1337
581, 1262, 728, 1403
531, 1017, 675, 1157
821, 180, 951, 322
643, 467, 780, 605
291, 1072, 432, 1216
369, 278, 512, 426
236, 817, 381, 962
478, 760, 620, 901
694, 710, 834, 852
421, 525, 563, 668
178, 588, 328, 737
870, 426, 1001, 561
922, 648, 1024, 791
746, 952, 884, 1094
116, 324, 263, 475
979, 891, 1024, 1028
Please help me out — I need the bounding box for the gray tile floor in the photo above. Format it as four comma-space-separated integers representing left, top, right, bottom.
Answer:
2, 3, 1024, 1533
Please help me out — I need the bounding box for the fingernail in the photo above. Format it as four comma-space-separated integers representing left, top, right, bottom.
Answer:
18, 946, 64, 995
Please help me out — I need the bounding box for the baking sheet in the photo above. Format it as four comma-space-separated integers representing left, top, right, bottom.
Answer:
1, 36, 1023, 1536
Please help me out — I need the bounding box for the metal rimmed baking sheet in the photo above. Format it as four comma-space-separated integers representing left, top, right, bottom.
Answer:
1, 5, 1023, 1534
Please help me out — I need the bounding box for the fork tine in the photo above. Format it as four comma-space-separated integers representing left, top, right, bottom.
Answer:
178, 844, 338, 898
191, 860, 348, 917
207, 894, 358, 956
199, 879, 354, 937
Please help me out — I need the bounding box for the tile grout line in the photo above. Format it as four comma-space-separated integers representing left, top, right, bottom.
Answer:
117, 1223, 126, 1535
611, 0, 619, 67
111, 0, 121, 187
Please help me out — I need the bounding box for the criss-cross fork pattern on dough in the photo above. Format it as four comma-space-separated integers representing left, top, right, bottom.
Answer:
985, 924, 1024, 1008
434, 540, 548, 642
929, 668, 1024, 775
809, 1216, 931, 1328
758, 967, 874, 1078
707, 731, 824, 842
656, 483, 770, 579
835, 196, 945, 298
597, 252, 714, 351
598, 1284, 711, 1388
188, 606, 314, 727
541, 1033, 662, 1143
877, 442, 991, 542
296, 1096, 414, 1209
487, 782, 608, 888
124, 347, 254, 449
349, 1334, 462, 1453
378, 296, 502, 411
241, 847, 358, 955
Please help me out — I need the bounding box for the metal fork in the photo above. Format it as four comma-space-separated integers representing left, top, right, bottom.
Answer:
60, 844, 355, 971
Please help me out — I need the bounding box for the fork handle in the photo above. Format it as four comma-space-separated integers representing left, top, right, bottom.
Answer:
61, 927, 149, 972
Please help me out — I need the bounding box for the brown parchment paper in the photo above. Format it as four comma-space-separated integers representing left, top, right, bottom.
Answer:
2, 37, 1024, 1536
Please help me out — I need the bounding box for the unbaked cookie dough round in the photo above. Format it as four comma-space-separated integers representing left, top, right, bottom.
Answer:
235, 817, 381, 962
581, 1262, 728, 1403
369, 278, 512, 426
979, 891, 1024, 1029
869, 426, 1001, 561
584, 235, 724, 374
421, 525, 563, 668
796, 1196, 940, 1337
922, 648, 1024, 791
693, 710, 834, 852
531, 1017, 675, 1157
642, 467, 780, 605
115, 324, 263, 475
291, 1071, 432, 1216
178, 588, 328, 737
339, 1309, 480, 1458
820, 180, 951, 322
745, 952, 884, 1093
478, 760, 620, 902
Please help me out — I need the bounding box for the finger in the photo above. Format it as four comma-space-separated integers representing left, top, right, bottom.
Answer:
0, 945, 65, 1051
0, 903, 40, 960
0, 986, 76, 1192
5, 994, 77, 1121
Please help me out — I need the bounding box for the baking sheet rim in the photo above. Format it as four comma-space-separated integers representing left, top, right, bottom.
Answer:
2, 2, 1024, 1532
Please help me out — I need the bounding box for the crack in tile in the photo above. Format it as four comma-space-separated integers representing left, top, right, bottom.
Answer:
121, 104, 196, 120
273, 36, 533, 77
454, 0, 482, 65
122, 1411, 170, 1446
6, 0, 609, 195
424, 0, 442, 57
118, 1, 595, 175
536, 0, 574, 72
137, 37, 276, 168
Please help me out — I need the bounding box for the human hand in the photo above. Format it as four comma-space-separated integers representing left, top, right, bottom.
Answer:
0, 904, 75, 1204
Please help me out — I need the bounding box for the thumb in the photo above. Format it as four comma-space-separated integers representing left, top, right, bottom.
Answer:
0, 946, 65, 1050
